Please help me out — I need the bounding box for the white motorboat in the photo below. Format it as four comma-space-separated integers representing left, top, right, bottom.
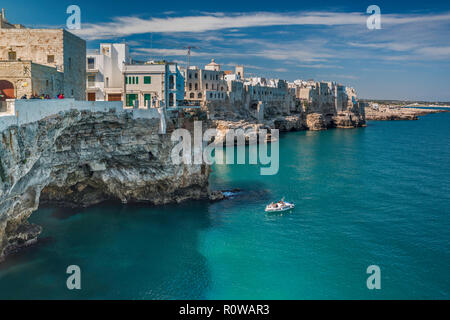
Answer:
265, 199, 295, 213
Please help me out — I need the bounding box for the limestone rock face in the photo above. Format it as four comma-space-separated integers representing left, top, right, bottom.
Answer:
333, 112, 366, 128
204, 92, 365, 133
0, 110, 210, 261
306, 113, 328, 131
272, 115, 307, 131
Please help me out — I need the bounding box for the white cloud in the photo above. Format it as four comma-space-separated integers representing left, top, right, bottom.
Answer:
72, 11, 450, 40
417, 46, 450, 56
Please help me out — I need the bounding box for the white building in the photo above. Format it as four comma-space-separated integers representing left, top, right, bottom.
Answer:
123, 61, 185, 108
185, 59, 228, 102
244, 77, 290, 102
289, 79, 358, 112
86, 43, 130, 101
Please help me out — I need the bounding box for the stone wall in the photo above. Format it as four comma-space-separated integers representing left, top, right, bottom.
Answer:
0, 61, 64, 98
30, 63, 64, 97
62, 30, 86, 100
0, 99, 164, 132
0, 29, 65, 68
0, 28, 86, 100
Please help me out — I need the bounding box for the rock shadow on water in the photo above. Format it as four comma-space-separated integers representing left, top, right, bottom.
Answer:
1, 199, 217, 299
0, 236, 54, 270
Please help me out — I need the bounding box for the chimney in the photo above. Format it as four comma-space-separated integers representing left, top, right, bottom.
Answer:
1, 8, 5, 20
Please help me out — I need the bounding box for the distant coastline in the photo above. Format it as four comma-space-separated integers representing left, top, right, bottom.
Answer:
364, 102, 450, 121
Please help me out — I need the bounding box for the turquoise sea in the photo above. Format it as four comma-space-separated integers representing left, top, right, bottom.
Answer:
0, 113, 449, 299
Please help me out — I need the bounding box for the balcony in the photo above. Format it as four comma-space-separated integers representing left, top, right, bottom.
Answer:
87, 65, 99, 73
87, 80, 98, 88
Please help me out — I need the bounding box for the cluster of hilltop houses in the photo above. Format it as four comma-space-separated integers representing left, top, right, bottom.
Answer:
0, 9, 360, 115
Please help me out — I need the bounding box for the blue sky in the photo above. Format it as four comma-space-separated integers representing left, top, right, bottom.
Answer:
3, 0, 450, 101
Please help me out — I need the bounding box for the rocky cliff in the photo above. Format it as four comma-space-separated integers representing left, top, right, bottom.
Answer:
365, 106, 449, 120
204, 96, 366, 142
0, 109, 211, 261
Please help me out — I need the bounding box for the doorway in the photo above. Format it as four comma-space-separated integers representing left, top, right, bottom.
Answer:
108, 94, 122, 101
87, 92, 96, 101
0, 80, 15, 101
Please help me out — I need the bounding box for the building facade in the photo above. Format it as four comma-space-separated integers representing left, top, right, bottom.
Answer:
185, 59, 228, 103
289, 80, 359, 113
123, 61, 184, 108
86, 43, 130, 101
0, 9, 86, 100
0, 61, 63, 99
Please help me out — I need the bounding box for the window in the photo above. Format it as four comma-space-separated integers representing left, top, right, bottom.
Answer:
126, 76, 137, 85
189, 83, 192, 91
189, 73, 192, 79
87, 57, 95, 69
87, 75, 96, 87
8, 51, 16, 60
198, 93, 202, 99
144, 76, 151, 84
194, 83, 198, 90
126, 76, 136, 84
68, 58, 72, 70
206, 83, 208, 89
190, 93, 195, 99
48, 55, 55, 63
194, 73, 198, 79
46, 80, 49, 87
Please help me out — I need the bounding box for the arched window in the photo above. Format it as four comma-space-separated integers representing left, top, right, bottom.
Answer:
206, 83, 209, 89
195, 83, 198, 90
190, 92, 195, 99
198, 92, 202, 99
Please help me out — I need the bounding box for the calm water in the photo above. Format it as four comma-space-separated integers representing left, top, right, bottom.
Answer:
1, 113, 449, 299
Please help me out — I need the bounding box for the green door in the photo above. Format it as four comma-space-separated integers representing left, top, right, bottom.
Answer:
144, 94, 151, 107
126, 94, 138, 107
